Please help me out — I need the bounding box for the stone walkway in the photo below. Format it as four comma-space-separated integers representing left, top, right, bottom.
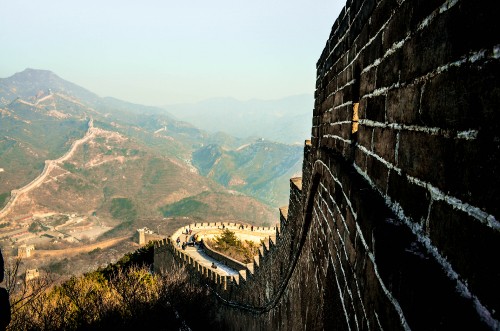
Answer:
170, 223, 277, 277
182, 246, 239, 276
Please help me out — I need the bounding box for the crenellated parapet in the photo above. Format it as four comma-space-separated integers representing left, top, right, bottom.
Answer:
153, 166, 317, 317
154, 221, 281, 291
154, 237, 233, 291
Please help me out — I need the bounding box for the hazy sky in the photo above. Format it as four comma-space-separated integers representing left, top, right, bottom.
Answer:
0, 0, 344, 106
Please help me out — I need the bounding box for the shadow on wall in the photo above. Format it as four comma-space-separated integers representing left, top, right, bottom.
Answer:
0, 249, 10, 330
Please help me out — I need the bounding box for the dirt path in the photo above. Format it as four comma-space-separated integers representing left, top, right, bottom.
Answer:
0, 119, 95, 220
35, 235, 131, 258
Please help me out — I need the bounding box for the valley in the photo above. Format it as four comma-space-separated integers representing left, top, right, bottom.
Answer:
0, 118, 95, 219
0, 69, 306, 279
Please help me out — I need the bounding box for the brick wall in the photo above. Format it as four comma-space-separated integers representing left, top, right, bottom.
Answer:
309, 0, 500, 328
155, 0, 500, 329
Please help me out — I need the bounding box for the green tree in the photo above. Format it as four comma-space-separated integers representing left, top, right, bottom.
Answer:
215, 229, 240, 249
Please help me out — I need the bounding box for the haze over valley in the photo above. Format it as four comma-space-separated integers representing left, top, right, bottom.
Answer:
0, 69, 307, 277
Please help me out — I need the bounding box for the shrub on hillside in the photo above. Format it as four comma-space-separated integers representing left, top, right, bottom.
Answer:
7, 243, 219, 330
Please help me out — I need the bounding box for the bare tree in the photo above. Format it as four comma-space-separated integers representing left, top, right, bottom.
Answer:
4, 257, 53, 330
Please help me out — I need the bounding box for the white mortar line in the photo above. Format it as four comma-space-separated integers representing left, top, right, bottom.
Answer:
313, 208, 352, 331
493, 44, 500, 59
330, 121, 353, 126
374, 311, 385, 331
318, 203, 360, 330
318, 184, 370, 328
334, 230, 361, 331
360, 119, 479, 140
355, 223, 411, 331
334, 100, 354, 110
352, 163, 500, 329
315, 160, 410, 330
322, 134, 352, 144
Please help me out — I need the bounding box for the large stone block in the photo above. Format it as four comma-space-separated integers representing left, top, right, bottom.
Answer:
443, 2, 500, 62
354, 146, 368, 171
331, 104, 351, 123
370, 0, 398, 39
359, 66, 376, 97
349, 0, 375, 44
387, 170, 431, 223
429, 200, 500, 320
381, 0, 412, 50
356, 125, 373, 151
442, 136, 500, 221
366, 154, 390, 194
362, 33, 383, 69
372, 127, 397, 164
386, 83, 420, 124
400, 11, 453, 83
397, 131, 449, 188
420, 67, 477, 130
362, 94, 385, 122
376, 47, 403, 89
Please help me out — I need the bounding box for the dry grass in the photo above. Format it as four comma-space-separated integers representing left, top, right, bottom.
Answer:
6, 244, 220, 330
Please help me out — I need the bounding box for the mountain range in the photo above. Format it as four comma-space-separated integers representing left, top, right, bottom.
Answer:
0, 69, 305, 231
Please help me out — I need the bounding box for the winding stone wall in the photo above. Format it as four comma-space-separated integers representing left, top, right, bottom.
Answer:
155, 0, 500, 329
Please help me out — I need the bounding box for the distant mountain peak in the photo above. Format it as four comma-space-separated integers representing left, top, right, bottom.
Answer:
18, 68, 56, 75
9, 68, 68, 85
8, 68, 61, 83
0, 68, 99, 104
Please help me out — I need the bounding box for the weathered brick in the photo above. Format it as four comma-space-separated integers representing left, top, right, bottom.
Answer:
444, 2, 500, 63
408, 0, 446, 31
349, 0, 374, 44
333, 88, 344, 108
311, 126, 319, 138
311, 136, 319, 147
370, 0, 397, 38
474, 61, 500, 134
366, 154, 389, 193
398, 131, 449, 188
386, 83, 420, 124
420, 68, 476, 130
359, 66, 376, 97
398, 131, 499, 217
421, 61, 500, 132
443, 136, 500, 218
354, 21, 370, 55
331, 104, 351, 123
343, 82, 354, 104
363, 94, 385, 122
387, 170, 431, 223
429, 201, 500, 319
312, 116, 320, 127
345, 207, 357, 244
382, 0, 412, 50
356, 125, 373, 151
354, 146, 368, 172
372, 127, 396, 164
400, 7, 468, 82
362, 33, 383, 69
376, 47, 402, 88
326, 78, 336, 96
